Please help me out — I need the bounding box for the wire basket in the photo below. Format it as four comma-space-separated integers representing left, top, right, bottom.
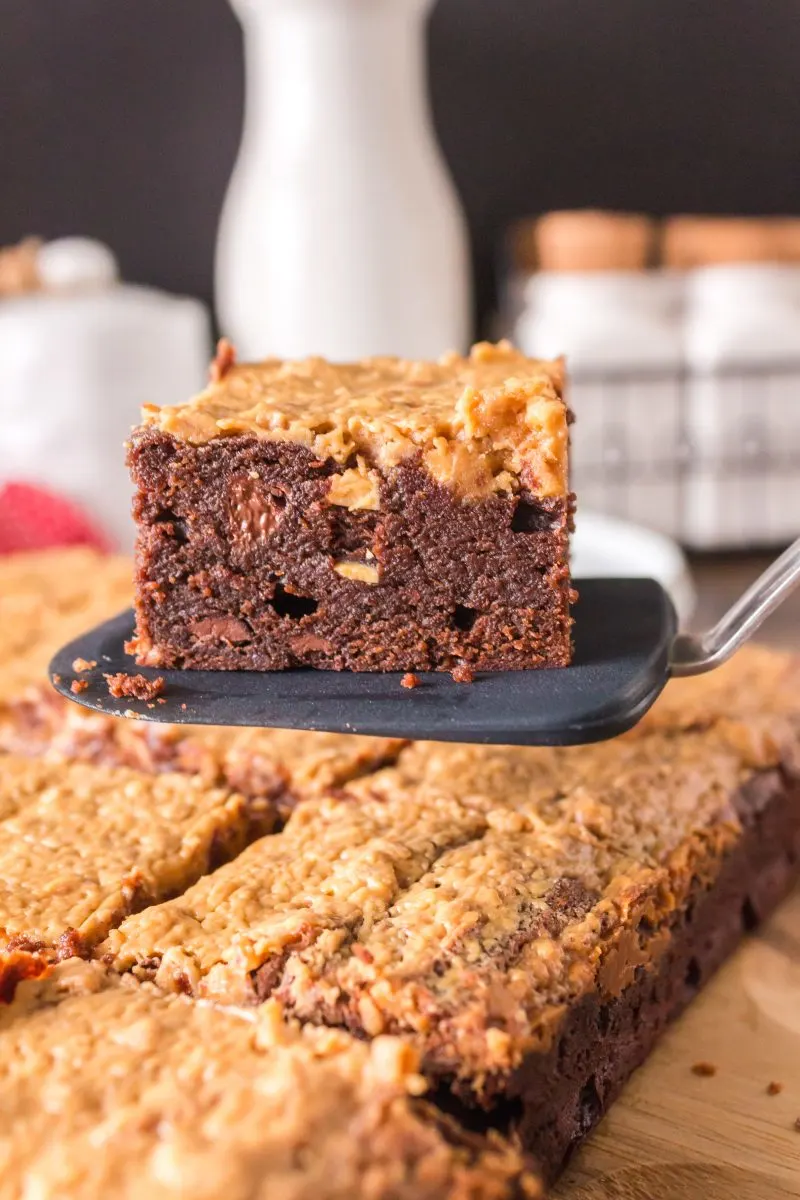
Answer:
568, 360, 800, 550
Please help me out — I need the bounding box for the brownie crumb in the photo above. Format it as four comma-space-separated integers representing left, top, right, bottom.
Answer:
401, 672, 421, 689
767, 1081, 784, 1095
55, 929, 87, 962
451, 664, 475, 684
691, 1061, 717, 1077
52, 674, 61, 685
70, 679, 88, 695
104, 673, 165, 702
209, 336, 236, 383
71, 657, 96, 672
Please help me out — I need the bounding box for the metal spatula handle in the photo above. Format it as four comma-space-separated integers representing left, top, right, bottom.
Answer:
670, 535, 800, 676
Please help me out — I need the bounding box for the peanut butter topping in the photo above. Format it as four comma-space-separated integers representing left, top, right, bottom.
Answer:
141, 341, 568, 500
326, 462, 381, 511
104, 788, 490, 1004
0, 756, 248, 953
0, 961, 537, 1200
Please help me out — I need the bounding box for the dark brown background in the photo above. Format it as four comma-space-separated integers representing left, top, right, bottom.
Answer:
3, 0, 800, 330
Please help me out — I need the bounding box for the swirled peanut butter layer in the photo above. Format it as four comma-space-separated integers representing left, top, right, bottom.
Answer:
140, 341, 568, 501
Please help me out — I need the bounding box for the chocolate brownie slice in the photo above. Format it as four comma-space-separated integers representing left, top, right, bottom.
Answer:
0, 958, 539, 1200
127, 341, 573, 672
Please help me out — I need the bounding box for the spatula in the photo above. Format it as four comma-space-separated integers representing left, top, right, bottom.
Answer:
49, 538, 800, 746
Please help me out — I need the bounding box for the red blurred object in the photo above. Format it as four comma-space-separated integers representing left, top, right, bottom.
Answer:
0, 482, 113, 555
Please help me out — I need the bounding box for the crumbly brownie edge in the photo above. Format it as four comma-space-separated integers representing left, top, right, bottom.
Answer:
0, 685, 404, 832
128, 429, 572, 672
441, 767, 800, 1184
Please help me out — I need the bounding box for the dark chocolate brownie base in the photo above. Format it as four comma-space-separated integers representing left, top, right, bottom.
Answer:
437, 767, 800, 1185
128, 429, 573, 672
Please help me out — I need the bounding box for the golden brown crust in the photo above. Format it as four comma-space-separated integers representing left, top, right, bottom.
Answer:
0, 756, 249, 954
139, 341, 568, 501
0, 960, 539, 1200
103, 786, 490, 1004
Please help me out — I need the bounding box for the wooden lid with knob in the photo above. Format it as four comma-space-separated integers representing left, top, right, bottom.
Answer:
662, 217, 784, 268
534, 210, 654, 272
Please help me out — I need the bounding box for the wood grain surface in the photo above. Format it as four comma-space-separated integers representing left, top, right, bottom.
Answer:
556, 885, 800, 1198
558, 554, 800, 1198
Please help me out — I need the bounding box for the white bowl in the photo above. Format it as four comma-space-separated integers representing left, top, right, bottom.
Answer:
572, 511, 696, 626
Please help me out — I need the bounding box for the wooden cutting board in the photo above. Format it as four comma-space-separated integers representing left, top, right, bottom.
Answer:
556, 882, 800, 1200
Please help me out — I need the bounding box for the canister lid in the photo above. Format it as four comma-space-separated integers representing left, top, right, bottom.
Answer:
534, 210, 654, 272
662, 216, 783, 267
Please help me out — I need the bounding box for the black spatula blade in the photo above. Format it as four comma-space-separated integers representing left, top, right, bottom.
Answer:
48, 578, 676, 746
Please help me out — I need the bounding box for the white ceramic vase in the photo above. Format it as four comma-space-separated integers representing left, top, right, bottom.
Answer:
216, 0, 471, 361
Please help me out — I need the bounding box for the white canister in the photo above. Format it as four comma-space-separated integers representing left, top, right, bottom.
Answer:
0, 283, 210, 549
683, 263, 800, 548
215, 0, 471, 361
516, 271, 685, 538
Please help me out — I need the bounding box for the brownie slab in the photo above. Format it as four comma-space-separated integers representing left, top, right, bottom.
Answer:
127, 341, 573, 672
0, 756, 249, 956
0, 959, 538, 1200
105, 648, 800, 1181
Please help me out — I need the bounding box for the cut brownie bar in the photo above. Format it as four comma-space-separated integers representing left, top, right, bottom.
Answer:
105, 647, 800, 1181
104, 784, 491, 1004
0, 756, 249, 956
104, 729, 745, 1004
0, 958, 539, 1200
0, 548, 404, 822
127, 340, 573, 672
